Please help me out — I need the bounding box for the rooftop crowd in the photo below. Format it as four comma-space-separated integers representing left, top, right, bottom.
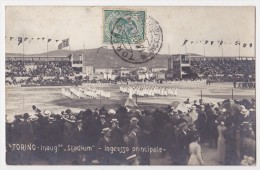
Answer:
6, 98, 256, 165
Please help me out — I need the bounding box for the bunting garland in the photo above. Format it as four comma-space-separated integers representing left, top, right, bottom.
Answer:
6, 36, 63, 47
180, 38, 254, 48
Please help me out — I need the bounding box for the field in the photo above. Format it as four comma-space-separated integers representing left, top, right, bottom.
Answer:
6, 82, 255, 116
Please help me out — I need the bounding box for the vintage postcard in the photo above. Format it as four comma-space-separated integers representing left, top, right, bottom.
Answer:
5, 6, 256, 165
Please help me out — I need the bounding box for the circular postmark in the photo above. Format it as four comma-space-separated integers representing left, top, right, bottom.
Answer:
110, 14, 163, 64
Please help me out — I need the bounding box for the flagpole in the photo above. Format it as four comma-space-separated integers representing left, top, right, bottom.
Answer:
221, 38, 223, 58
23, 34, 25, 65
239, 39, 241, 60
47, 36, 49, 61
203, 38, 205, 57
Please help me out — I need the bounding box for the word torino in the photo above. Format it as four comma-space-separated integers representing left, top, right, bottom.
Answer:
9, 143, 60, 153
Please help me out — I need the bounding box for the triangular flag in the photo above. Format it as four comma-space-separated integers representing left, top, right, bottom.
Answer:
243, 43, 247, 48
205, 40, 208, 44
211, 41, 214, 45
10, 37, 14, 41
42, 38, 45, 40
249, 43, 253, 47
182, 39, 188, 46
24, 37, 28, 41
48, 39, 52, 43
18, 37, 23, 46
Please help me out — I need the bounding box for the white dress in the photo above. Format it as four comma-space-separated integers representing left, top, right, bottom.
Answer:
188, 142, 203, 165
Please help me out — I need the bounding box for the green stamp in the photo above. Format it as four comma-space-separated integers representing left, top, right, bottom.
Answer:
103, 10, 145, 44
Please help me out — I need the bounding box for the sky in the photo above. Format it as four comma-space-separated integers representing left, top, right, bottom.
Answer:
5, 6, 255, 56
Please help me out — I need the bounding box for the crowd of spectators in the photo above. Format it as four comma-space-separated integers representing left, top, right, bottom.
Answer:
6, 98, 256, 165
6, 60, 75, 77
191, 59, 255, 81
6, 60, 76, 86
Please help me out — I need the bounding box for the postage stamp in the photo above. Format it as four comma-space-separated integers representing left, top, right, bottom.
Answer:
103, 10, 146, 44
104, 9, 163, 64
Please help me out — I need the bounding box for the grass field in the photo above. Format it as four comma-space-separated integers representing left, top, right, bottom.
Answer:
6, 82, 255, 116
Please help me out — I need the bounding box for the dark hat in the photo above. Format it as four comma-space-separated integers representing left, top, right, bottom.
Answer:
65, 109, 72, 114
23, 113, 30, 119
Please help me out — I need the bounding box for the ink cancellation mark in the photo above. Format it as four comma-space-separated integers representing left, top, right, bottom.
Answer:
112, 16, 163, 64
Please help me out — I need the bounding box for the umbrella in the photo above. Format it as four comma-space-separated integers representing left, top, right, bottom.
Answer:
170, 101, 181, 108
176, 103, 189, 113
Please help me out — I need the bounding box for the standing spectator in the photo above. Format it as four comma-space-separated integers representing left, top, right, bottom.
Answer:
188, 134, 204, 165
174, 120, 189, 165
223, 121, 238, 165
96, 128, 112, 165
206, 103, 218, 148
197, 105, 207, 143
217, 121, 227, 164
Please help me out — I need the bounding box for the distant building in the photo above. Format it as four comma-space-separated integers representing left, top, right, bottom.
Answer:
138, 74, 146, 80
95, 68, 113, 74
168, 54, 191, 79
83, 65, 94, 75
151, 67, 167, 73
119, 67, 130, 77
154, 72, 166, 80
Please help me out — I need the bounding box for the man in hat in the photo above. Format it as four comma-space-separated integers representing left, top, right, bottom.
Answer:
109, 119, 124, 164
71, 120, 89, 164
96, 128, 113, 165
206, 102, 218, 148
197, 105, 207, 143
174, 120, 189, 165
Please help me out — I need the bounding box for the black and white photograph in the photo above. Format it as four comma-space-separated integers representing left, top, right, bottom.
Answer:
4, 5, 257, 166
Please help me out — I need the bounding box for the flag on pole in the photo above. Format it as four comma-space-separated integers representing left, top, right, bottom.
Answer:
205, 40, 208, 44
48, 39, 52, 43
18, 37, 23, 46
62, 38, 70, 47
182, 39, 188, 46
42, 38, 45, 40
10, 37, 14, 41
249, 43, 253, 47
191, 41, 194, 44
56, 40, 59, 42
24, 37, 28, 41
58, 38, 70, 49
211, 41, 214, 45
220, 40, 223, 46
243, 43, 247, 48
